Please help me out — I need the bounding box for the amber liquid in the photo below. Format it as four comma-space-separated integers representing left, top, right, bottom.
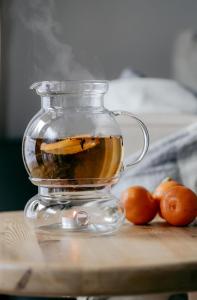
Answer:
23, 135, 123, 186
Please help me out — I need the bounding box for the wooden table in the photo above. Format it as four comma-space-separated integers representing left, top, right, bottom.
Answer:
0, 211, 197, 298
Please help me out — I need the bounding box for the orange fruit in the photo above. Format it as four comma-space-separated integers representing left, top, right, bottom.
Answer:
121, 186, 158, 225
153, 178, 181, 218
160, 186, 197, 226
41, 136, 99, 155
153, 177, 181, 202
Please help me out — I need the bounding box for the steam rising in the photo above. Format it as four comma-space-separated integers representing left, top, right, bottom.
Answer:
11, 0, 95, 80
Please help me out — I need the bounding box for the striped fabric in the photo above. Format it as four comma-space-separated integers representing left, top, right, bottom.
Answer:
113, 122, 197, 196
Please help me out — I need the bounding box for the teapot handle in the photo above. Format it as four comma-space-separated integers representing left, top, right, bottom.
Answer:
112, 110, 149, 169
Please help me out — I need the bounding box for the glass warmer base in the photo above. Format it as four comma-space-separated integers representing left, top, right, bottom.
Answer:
24, 187, 125, 235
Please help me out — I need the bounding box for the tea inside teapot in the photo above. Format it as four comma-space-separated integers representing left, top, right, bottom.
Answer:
24, 134, 123, 187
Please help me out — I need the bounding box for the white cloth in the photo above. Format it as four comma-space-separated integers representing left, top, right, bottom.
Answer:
105, 78, 197, 114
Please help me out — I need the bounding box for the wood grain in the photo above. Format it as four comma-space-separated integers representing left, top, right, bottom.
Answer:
0, 211, 197, 297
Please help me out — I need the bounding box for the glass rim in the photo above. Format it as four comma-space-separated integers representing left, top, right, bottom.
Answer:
30, 80, 109, 96
30, 176, 119, 188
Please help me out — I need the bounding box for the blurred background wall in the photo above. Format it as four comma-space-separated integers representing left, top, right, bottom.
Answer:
2, 0, 197, 137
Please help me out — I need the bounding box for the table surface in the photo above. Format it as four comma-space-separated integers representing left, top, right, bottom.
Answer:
0, 211, 197, 297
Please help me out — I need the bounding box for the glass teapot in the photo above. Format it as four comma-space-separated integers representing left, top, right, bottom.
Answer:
22, 80, 149, 235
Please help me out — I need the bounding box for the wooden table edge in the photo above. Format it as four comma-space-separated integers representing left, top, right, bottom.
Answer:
0, 261, 196, 297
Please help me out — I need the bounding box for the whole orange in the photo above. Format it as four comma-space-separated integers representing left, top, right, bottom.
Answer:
160, 186, 197, 226
153, 178, 181, 202
121, 186, 158, 225
153, 178, 181, 218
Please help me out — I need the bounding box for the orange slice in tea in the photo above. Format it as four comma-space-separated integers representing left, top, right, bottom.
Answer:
40, 137, 100, 155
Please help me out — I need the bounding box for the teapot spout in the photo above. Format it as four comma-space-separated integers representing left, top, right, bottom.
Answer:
30, 81, 42, 90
